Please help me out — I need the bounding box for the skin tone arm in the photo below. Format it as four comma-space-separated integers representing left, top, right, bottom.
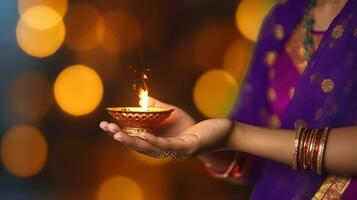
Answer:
227, 123, 357, 176
100, 98, 357, 177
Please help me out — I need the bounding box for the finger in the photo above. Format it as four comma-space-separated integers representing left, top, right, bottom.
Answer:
139, 132, 188, 152
113, 132, 161, 156
99, 121, 109, 131
107, 123, 120, 133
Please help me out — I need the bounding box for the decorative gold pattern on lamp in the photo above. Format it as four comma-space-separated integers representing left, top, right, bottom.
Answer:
331, 25, 344, 39
312, 176, 351, 200
106, 107, 174, 136
321, 79, 334, 93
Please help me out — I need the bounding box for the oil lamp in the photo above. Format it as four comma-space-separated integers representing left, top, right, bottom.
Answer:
106, 76, 174, 136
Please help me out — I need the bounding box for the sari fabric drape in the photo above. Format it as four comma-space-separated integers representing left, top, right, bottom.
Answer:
230, 0, 357, 199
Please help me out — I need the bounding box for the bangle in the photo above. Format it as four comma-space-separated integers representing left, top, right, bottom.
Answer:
292, 127, 330, 175
205, 153, 239, 178
297, 128, 307, 169
292, 126, 303, 169
316, 127, 329, 175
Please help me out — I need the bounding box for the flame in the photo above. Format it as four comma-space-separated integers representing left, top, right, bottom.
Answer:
132, 71, 149, 111
139, 88, 148, 111
140, 72, 149, 111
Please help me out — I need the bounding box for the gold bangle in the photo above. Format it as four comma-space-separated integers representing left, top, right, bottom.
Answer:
298, 128, 307, 170
317, 127, 329, 175
308, 129, 318, 170
292, 126, 303, 170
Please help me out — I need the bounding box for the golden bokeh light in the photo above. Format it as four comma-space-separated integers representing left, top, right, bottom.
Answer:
97, 175, 143, 200
223, 38, 254, 83
64, 3, 105, 51
131, 151, 170, 166
194, 24, 237, 70
236, 0, 276, 42
101, 10, 142, 54
20, 6, 62, 30
1, 124, 48, 178
16, 6, 65, 57
54, 65, 103, 116
18, 0, 67, 17
8, 72, 52, 122
193, 70, 238, 118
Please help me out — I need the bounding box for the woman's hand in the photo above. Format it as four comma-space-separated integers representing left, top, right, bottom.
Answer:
101, 117, 235, 160
99, 97, 235, 160
137, 118, 235, 160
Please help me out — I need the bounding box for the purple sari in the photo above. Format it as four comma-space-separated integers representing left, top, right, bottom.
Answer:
230, 0, 357, 199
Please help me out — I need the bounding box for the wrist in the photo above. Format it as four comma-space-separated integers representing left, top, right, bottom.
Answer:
225, 120, 246, 151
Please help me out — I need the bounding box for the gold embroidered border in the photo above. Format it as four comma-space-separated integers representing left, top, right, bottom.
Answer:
312, 175, 352, 200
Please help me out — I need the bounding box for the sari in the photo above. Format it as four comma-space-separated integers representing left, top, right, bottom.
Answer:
230, 0, 357, 199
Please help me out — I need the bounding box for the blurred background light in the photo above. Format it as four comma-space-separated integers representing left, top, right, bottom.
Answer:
64, 3, 105, 51
18, 0, 67, 17
7, 72, 52, 122
20, 6, 62, 30
16, 6, 65, 57
193, 23, 237, 70
235, 0, 276, 42
1, 124, 48, 178
54, 64, 103, 116
101, 10, 142, 54
131, 151, 170, 166
193, 69, 238, 118
223, 38, 254, 83
97, 175, 143, 200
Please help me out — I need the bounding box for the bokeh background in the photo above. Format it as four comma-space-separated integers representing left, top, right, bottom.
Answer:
0, 0, 276, 199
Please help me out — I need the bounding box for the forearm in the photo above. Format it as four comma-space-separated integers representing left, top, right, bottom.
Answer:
227, 122, 357, 176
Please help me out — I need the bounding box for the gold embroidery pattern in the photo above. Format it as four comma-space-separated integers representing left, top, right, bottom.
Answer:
331, 25, 344, 39
321, 79, 334, 93
274, 24, 285, 40
285, 22, 323, 74
269, 114, 281, 128
267, 87, 277, 102
312, 176, 351, 200
289, 87, 295, 100
264, 51, 278, 67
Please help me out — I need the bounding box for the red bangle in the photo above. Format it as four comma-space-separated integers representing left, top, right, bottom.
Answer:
205, 153, 241, 178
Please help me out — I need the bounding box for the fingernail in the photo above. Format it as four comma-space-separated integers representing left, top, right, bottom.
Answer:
114, 135, 122, 142
139, 133, 148, 141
